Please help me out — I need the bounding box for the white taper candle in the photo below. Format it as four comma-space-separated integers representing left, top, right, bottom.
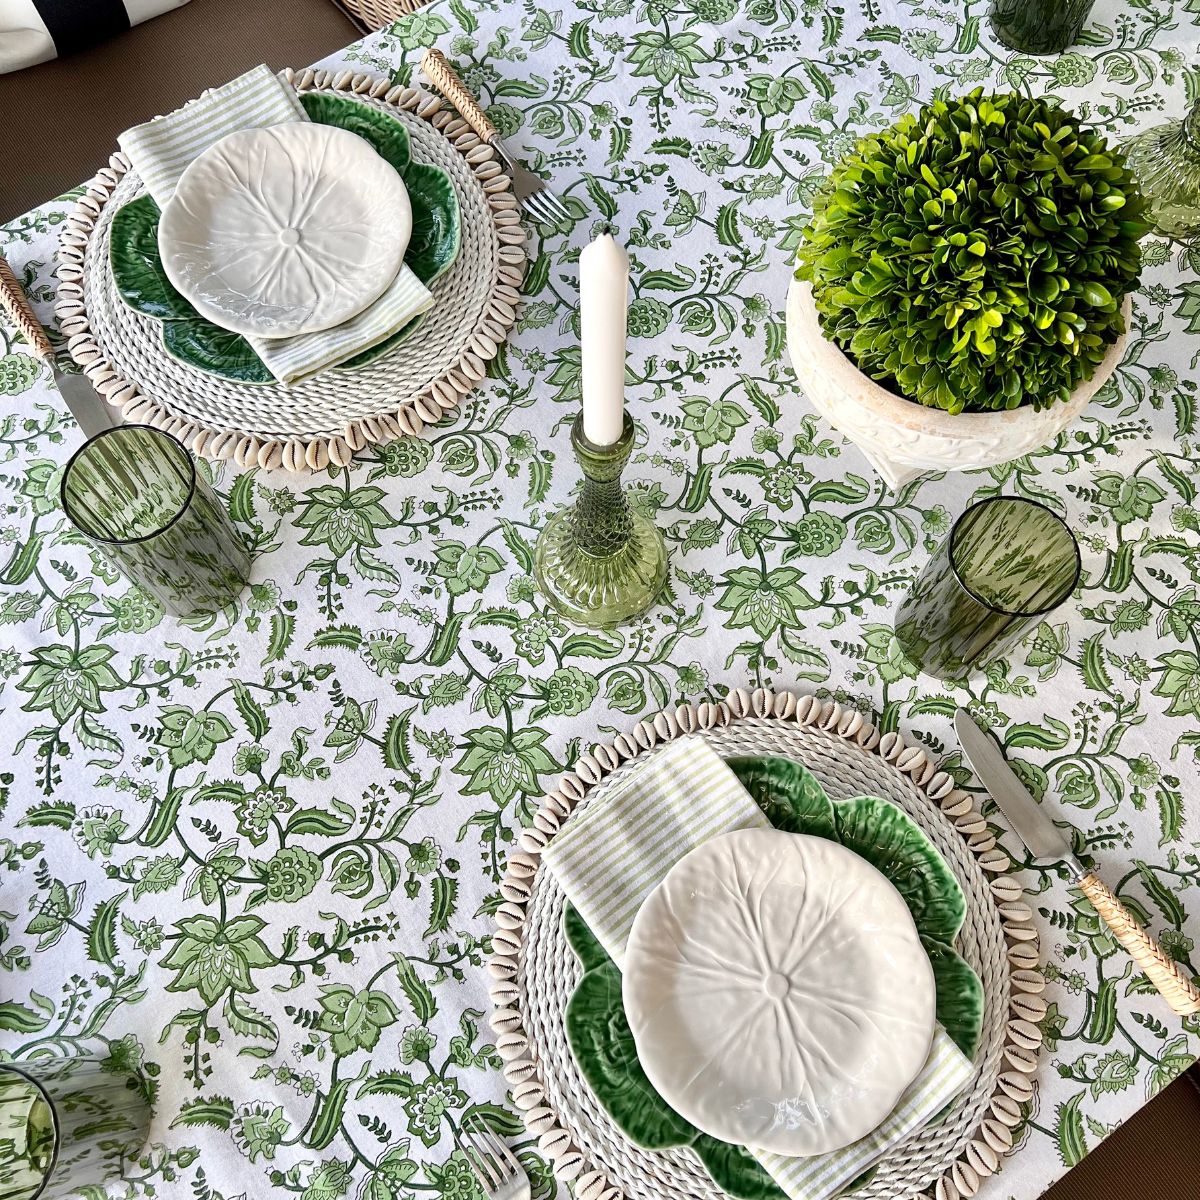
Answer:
580, 226, 629, 446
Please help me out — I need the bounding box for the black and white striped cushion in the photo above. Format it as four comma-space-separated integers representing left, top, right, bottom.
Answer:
0, 0, 190, 73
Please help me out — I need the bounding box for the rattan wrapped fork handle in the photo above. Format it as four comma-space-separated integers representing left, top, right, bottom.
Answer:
1078, 872, 1200, 1015
421, 50, 498, 143
0, 256, 53, 361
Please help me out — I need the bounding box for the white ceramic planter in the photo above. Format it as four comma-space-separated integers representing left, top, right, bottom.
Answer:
785, 278, 1131, 489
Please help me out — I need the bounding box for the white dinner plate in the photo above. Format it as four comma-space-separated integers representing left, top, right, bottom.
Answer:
158, 122, 411, 338
622, 829, 936, 1157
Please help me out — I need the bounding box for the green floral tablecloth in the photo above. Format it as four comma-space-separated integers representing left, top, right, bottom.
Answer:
1, 2, 1199, 1198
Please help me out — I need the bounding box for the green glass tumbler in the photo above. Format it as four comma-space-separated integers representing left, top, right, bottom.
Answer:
533, 413, 668, 628
893, 497, 1081, 681
60, 426, 250, 617
0, 1057, 151, 1200
988, 0, 1095, 54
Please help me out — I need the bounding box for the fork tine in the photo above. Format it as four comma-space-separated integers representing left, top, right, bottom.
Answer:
523, 191, 553, 226
469, 1119, 522, 1175
455, 1124, 501, 1189
543, 190, 571, 223
527, 188, 568, 229
453, 1140, 491, 1192
450, 1125, 488, 1188
464, 1124, 508, 1185
493, 1134, 522, 1176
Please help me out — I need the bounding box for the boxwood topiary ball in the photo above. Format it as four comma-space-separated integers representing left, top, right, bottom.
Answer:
795, 89, 1149, 415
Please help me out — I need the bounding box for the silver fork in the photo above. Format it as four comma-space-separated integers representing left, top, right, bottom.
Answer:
421, 49, 572, 229
453, 1117, 531, 1200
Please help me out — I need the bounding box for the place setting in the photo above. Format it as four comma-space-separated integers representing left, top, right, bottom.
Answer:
52, 58, 526, 471
492, 689, 1199, 1200
0, 51, 540, 617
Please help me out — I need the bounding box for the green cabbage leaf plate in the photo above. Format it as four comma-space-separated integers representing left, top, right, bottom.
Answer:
563, 754, 984, 1200
109, 93, 460, 383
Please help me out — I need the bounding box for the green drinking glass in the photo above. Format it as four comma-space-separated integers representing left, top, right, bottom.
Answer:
0, 1056, 152, 1200
60, 425, 250, 617
893, 496, 1081, 681
988, 0, 1095, 54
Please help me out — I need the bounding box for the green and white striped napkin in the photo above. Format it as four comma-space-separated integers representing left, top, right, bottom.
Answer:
542, 735, 976, 1200
118, 64, 432, 384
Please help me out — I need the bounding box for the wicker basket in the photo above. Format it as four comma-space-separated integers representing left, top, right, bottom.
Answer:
336, 0, 429, 30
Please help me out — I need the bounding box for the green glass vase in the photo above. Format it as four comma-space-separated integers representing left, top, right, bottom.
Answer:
1123, 98, 1200, 243
60, 425, 251, 617
988, 0, 1095, 54
893, 496, 1080, 681
533, 414, 668, 628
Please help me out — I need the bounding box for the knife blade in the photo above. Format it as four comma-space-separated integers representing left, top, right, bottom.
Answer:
954, 707, 1081, 872
955, 707, 1200, 1017
51, 368, 117, 440
0, 255, 114, 439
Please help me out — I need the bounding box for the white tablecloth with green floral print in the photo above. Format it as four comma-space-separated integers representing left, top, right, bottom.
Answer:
1, 2, 1198, 1198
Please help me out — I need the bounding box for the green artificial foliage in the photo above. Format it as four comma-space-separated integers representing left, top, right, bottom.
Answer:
795, 89, 1149, 414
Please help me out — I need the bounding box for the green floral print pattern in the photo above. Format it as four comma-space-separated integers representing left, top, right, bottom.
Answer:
1, 5, 1199, 1200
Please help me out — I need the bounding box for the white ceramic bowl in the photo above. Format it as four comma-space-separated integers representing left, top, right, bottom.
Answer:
785, 278, 1131, 489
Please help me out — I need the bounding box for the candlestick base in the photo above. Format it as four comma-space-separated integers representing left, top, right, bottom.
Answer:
534, 508, 668, 628
533, 415, 668, 629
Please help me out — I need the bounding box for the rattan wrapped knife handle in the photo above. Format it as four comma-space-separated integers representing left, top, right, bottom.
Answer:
0, 256, 53, 361
1079, 872, 1200, 1015
421, 50, 498, 143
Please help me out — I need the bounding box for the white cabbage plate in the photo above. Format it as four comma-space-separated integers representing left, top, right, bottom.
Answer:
158, 122, 412, 338
622, 829, 936, 1157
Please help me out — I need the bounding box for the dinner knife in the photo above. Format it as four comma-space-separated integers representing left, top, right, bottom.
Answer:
0, 255, 114, 438
955, 707, 1200, 1017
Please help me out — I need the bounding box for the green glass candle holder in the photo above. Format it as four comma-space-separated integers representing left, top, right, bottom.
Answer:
988, 0, 1095, 54
1124, 97, 1200, 243
893, 496, 1081, 681
533, 414, 668, 628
